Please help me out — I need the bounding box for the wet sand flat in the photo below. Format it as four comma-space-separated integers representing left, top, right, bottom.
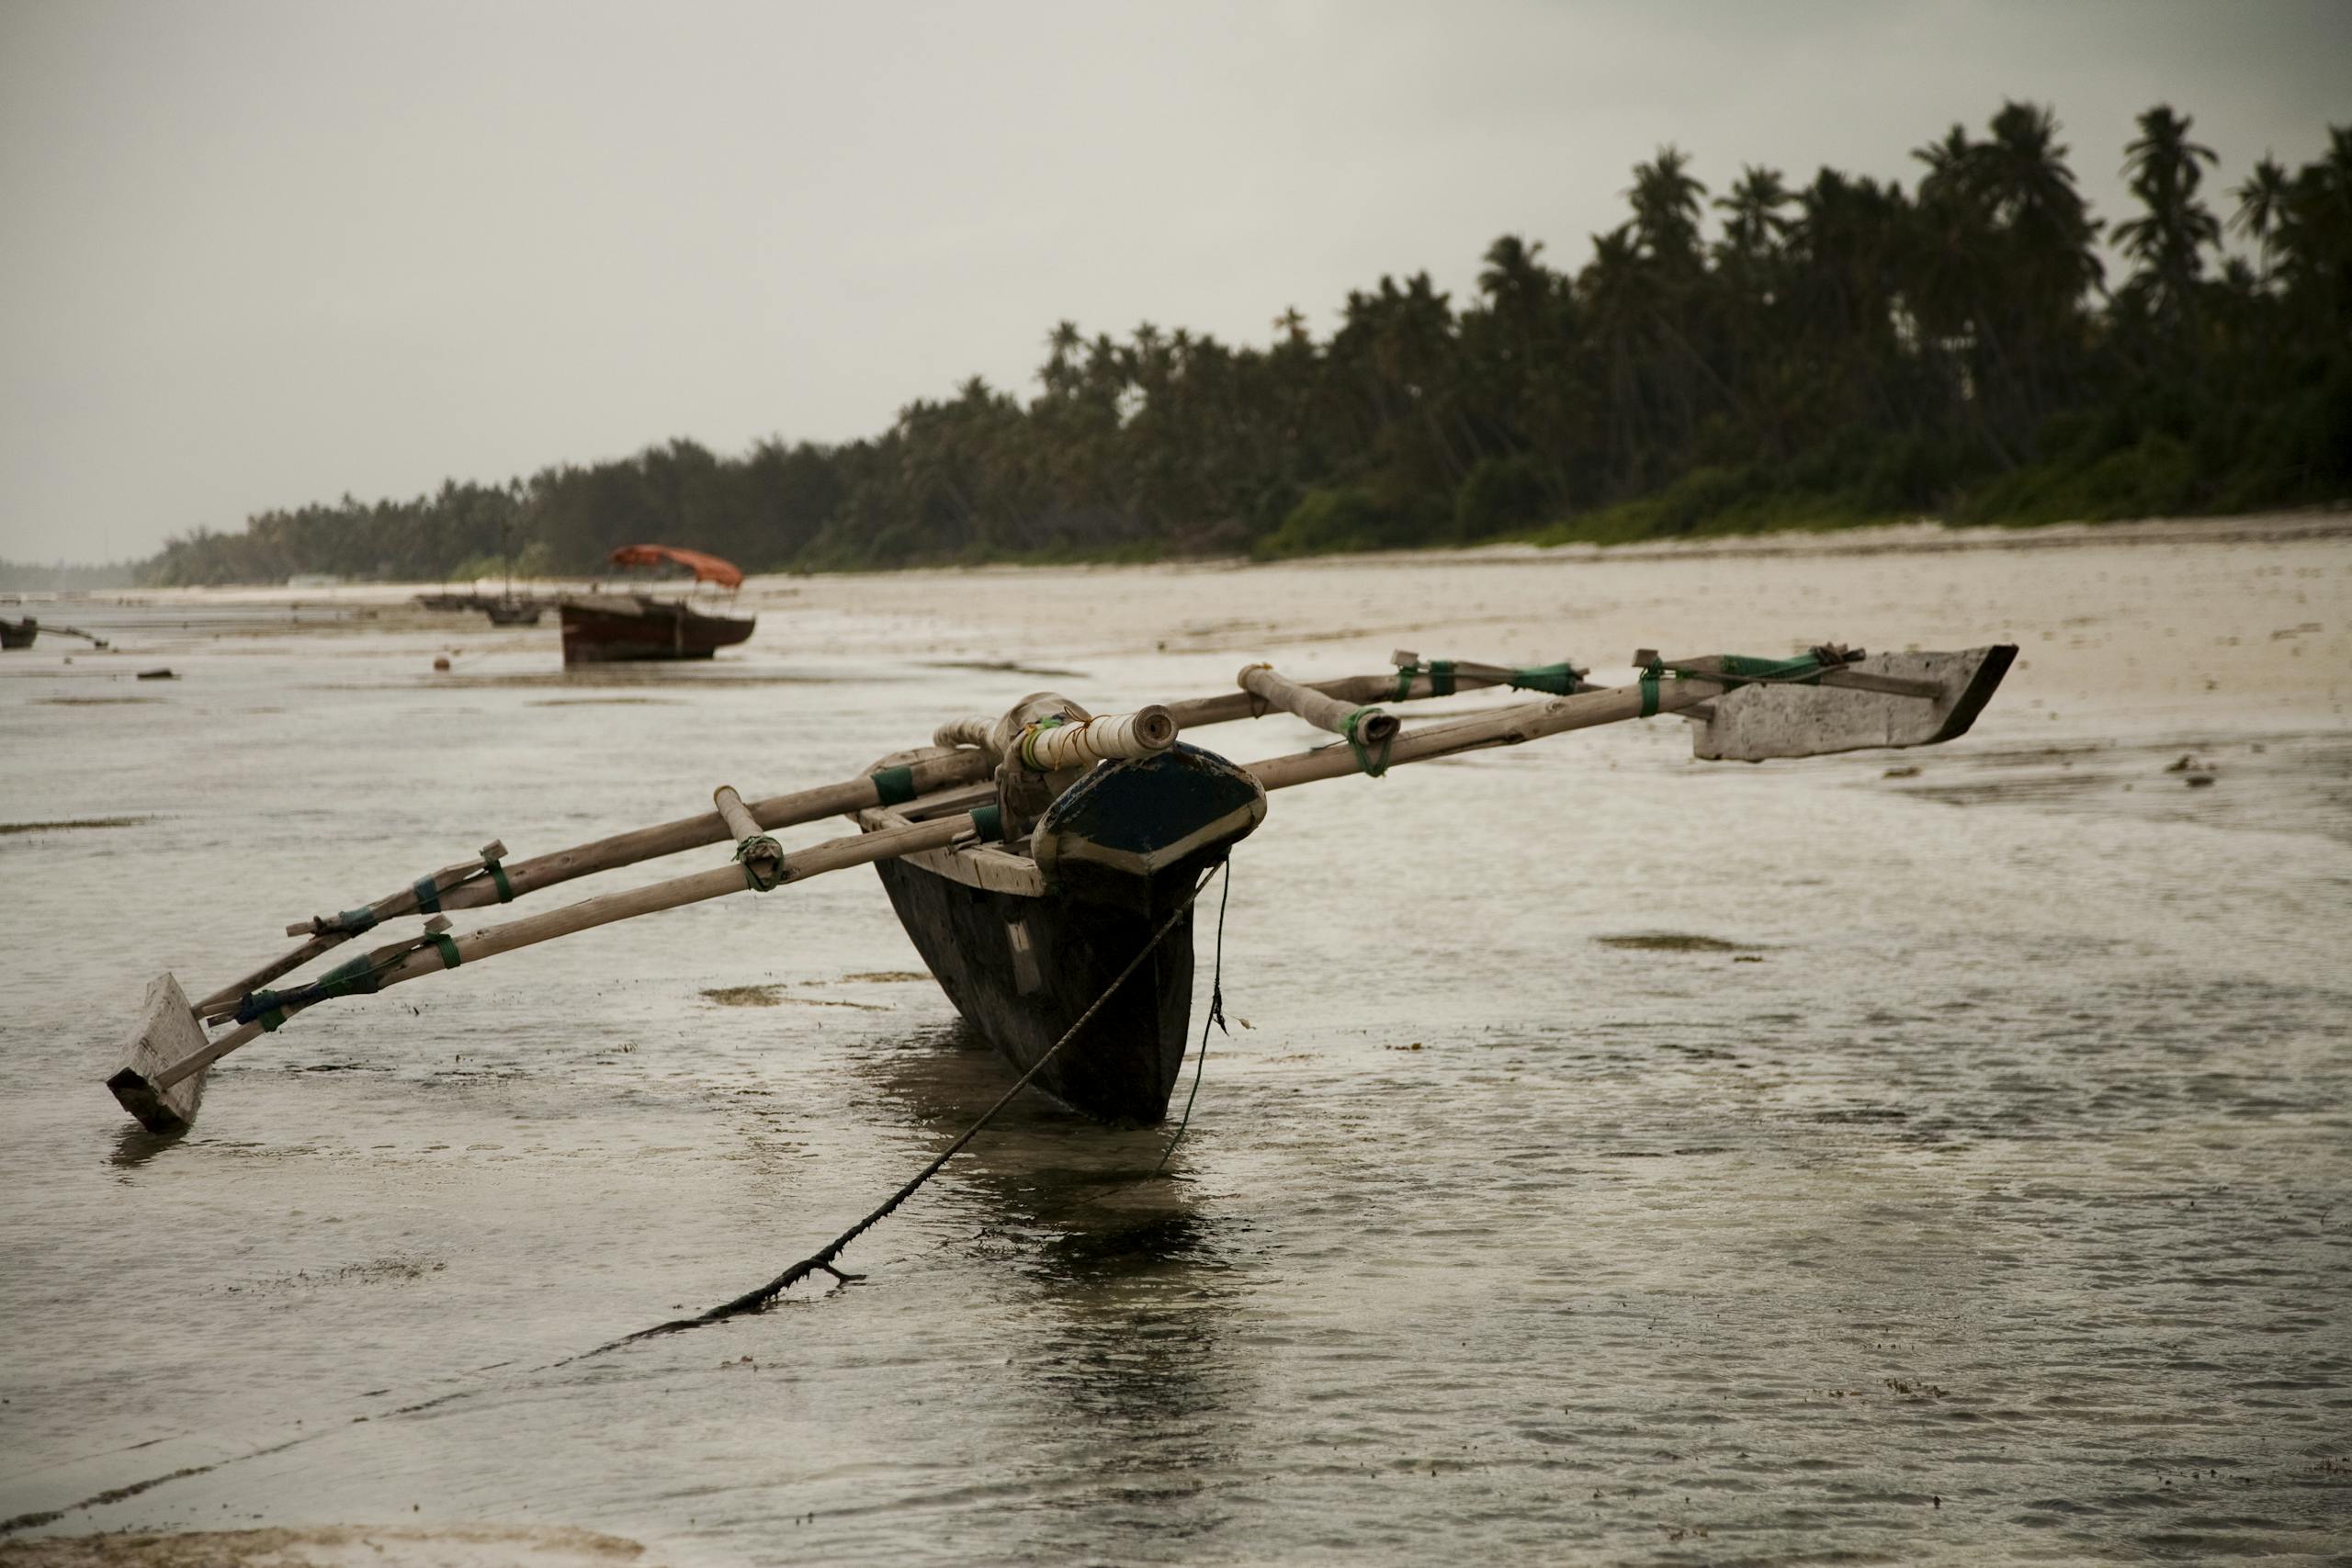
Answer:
2, 515, 2346, 1565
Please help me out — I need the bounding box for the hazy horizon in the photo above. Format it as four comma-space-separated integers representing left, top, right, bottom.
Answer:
4, 0, 2345, 564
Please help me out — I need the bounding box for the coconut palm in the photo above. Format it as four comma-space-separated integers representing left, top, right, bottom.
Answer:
2115, 105, 2221, 328
1627, 146, 1708, 268
2230, 155, 2292, 279
1714, 165, 1795, 265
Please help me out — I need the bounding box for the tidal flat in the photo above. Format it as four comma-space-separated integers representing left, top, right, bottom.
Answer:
3, 514, 2347, 1565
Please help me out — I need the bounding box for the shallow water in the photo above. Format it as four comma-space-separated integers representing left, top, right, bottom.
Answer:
4, 524, 2349, 1564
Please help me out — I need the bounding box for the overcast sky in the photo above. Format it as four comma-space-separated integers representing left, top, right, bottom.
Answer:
2, 0, 2343, 562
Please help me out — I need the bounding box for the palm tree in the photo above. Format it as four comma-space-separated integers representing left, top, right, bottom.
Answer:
2115, 105, 2220, 329
1714, 164, 1795, 264
2231, 155, 2292, 281
1627, 146, 1708, 268
1974, 100, 2103, 299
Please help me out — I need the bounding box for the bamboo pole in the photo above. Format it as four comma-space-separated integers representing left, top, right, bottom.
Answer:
1164, 669, 1518, 729
155, 813, 982, 1089
1016, 705, 1176, 770
1236, 663, 1398, 746
197, 662, 1564, 1018
713, 784, 782, 889
932, 705, 1177, 766
1241, 676, 1719, 793
194, 749, 995, 1015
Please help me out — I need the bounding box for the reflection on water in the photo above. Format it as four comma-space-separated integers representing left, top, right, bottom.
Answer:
106, 1125, 187, 1170
835, 1020, 1249, 1559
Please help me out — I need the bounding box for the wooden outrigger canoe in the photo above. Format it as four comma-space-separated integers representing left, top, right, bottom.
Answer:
107, 639, 2014, 1133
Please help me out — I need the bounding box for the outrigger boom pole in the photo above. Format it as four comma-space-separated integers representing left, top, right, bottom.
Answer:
109, 644, 2013, 1133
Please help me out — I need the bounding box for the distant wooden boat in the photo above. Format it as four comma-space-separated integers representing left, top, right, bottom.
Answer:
1, 616, 108, 650
481, 597, 544, 626
559, 546, 752, 666
558, 593, 754, 663
412, 592, 546, 626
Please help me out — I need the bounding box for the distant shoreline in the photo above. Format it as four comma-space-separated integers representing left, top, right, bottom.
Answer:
16, 507, 2342, 604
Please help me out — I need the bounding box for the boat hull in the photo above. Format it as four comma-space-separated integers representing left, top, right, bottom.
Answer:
1, 618, 36, 650
558, 598, 753, 664
872, 858, 1197, 1124
865, 742, 1265, 1123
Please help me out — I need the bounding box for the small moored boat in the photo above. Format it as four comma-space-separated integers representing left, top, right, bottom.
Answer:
559, 545, 753, 666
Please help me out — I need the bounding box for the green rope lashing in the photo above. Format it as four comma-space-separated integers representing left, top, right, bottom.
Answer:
735, 834, 786, 892
318, 907, 379, 937
314, 953, 383, 999
872, 765, 919, 807
412, 875, 441, 915
1018, 716, 1067, 772
485, 860, 514, 902
1341, 707, 1393, 777
969, 804, 1006, 842
1507, 662, 1582, 696
1716, 652, 1829, 685
1393, 659, 1458, 701
232, 929, 443, 1035
1638, 657, 1663, 718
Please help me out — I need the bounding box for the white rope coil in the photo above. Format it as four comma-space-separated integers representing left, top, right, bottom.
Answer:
932, 716, 998, 751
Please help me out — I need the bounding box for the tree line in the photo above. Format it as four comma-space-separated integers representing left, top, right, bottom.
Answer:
141, 100, 2350, 587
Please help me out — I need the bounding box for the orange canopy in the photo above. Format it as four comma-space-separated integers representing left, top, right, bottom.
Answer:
606, 544, 744, 590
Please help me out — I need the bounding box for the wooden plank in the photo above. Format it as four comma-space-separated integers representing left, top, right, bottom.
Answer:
107, 974, 208, 1134
1686, 647, 2016, 761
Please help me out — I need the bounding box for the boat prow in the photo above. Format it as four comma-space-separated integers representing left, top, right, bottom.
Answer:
864, 742, 1265, 1124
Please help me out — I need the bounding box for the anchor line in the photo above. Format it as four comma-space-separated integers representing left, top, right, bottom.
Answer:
1157, 858, 1231, 1171
585, 861, 1228, 1355
14, 863, 1234, 1521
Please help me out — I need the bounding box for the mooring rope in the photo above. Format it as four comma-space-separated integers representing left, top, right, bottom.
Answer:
1157, 860, 1231, 1172
587, 863, 1226, 1355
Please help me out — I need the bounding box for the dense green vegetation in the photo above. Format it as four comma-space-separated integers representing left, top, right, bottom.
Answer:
141, 102, 2350, 587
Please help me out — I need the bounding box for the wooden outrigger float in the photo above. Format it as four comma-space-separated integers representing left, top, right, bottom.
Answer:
107, 639, 2015, 1134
